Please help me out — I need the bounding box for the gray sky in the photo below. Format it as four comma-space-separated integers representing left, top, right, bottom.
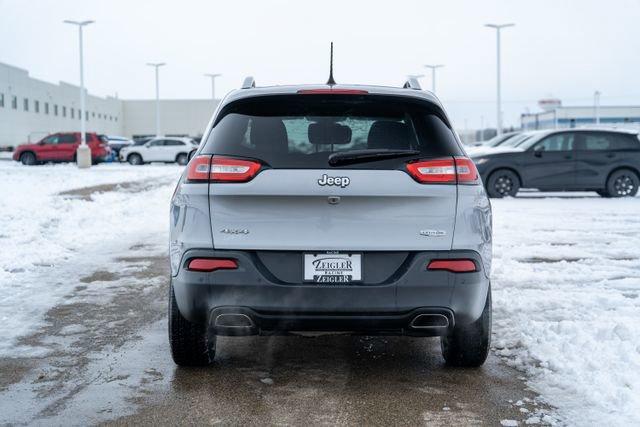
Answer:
1, 0, 639, 129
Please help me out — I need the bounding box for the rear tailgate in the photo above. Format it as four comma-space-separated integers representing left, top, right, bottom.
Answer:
209, 169, 456, 251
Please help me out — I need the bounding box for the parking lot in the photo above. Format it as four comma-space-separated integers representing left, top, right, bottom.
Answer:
0, 162, 638, 425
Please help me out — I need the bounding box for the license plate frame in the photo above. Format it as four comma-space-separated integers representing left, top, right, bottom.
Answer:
303, 252, 362, 284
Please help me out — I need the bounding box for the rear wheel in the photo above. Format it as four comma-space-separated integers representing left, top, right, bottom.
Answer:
176, 153, 188, 166
441, 288, 491, 367
486, 169, 520, 198
127, 153, 143, 166
169, 283, 214, 366
20, 152, 37, 166
606, 169, 639, 197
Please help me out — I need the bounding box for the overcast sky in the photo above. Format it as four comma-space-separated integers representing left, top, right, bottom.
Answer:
2, 0, 639, 129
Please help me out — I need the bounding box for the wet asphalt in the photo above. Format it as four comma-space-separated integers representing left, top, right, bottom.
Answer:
0, 251, 552, 426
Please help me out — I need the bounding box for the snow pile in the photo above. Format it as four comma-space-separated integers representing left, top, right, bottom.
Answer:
0, 162, 182, 356
491, 193, 640, 426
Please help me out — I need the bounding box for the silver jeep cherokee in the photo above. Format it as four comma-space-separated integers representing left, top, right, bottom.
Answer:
169, 77, 492, 367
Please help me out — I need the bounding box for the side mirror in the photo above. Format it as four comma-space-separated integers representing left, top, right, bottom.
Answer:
188, 149, 197, 161
533, 146, 544, 157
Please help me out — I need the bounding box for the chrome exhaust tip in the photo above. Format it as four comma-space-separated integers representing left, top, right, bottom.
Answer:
215, 313, 255, 328
410, 313, 450, 329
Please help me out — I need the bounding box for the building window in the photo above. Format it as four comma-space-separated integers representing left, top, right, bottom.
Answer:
54, 105, 58, 116
12, 96, 18, 109
45, 102, 49, 114
35, 100, 40, 113
71, 108, 74, 119
85, 111, 89, 121
62, 106, 67, 117
23, 98, 29, 111
92, 112, 95, 118
0, 93, 4, 108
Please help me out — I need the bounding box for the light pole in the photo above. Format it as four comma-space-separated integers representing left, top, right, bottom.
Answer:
63, 19, 94, 169
204, 73, 222, 100
594, 90, 601, 125
423, 64, 444, 94
485, 23, 514, 136
147, 62, 166, 137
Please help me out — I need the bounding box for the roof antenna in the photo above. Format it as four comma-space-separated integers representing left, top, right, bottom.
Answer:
326, 42, 336, 85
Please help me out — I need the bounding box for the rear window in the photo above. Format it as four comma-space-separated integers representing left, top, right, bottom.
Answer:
202, 95, 462, 169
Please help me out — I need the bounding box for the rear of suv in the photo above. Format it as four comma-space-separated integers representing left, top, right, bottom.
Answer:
168, 79, 493, 367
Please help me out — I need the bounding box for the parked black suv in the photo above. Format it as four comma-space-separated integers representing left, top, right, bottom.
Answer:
471, 129, 640, 197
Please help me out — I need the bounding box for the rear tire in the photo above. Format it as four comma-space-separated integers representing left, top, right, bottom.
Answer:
486, 169, 520, 198
20, 152, 37, 166
176, 153, 188, 166
169, 283, 214, 366
127, 153, 143, 166
441, 288, 491, 367
605, 169, 639, 197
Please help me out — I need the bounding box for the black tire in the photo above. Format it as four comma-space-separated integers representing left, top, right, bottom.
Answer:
605, 169, 639, 198
441, 288, 491, 367
20, 152, 37, 166
176, 153, 188, 166
127, 153, 143, 166
486, 169, 520, 198
169, 283, 214, 366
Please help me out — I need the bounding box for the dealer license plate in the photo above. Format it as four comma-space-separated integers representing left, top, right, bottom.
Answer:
304, 253, 362, 283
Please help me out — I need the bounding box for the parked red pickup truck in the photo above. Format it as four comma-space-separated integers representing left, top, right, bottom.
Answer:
12, 132, 111, 165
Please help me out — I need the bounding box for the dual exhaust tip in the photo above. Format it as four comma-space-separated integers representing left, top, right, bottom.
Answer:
213, 311, 451, 334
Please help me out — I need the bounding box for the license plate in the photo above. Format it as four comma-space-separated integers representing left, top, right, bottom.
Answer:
304, 253, 362, 283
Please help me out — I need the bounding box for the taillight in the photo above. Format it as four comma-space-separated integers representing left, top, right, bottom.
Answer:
187, 258, 238, 272
427, 259, 477, 273
186, 155, 261, 183
406, 157, 479, 184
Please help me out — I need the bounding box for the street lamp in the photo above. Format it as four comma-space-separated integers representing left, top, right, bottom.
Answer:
63, 19, 94, 169
594, 90, 601, 125
485, 23, 514, 136
147, 62, 166, 137
423, 64, 444, 94
204, 73, 222, 100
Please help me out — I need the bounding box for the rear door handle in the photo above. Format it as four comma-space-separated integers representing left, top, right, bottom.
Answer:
606, 153, 615, 158
564, 155, 572, 160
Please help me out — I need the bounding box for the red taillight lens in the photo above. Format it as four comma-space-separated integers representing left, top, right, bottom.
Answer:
427, 259, 477, 273
453, 157, 479, 183
186, 155, 261, 183
187, 258, 238, 272
406, 157, 479, 184
210, 156, 262, 182
186, 155, 212, 182
406, 158, 456, 183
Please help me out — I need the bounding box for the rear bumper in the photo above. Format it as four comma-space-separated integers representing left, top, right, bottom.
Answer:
172, 249, 490, 337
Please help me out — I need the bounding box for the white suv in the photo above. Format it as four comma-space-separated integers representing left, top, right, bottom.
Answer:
120, 137, 197, 165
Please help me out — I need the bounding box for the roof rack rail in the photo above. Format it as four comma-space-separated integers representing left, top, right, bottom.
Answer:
403, 76, 422, 90
241, 76, 255, 89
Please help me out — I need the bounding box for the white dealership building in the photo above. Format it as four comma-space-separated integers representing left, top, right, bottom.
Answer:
0, 61, 218, 147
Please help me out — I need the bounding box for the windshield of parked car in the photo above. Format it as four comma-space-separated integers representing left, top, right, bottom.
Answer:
500, 133, 536, 148
202, 94, 463, 169
483, 133, 519, 147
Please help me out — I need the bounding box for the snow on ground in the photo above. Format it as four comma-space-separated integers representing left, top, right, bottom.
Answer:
1, 161, 639, 425
0, 162, 182, 356
492, 192, 640, 426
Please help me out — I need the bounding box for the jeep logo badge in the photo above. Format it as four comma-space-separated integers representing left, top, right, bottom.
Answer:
318, 174, 350, 188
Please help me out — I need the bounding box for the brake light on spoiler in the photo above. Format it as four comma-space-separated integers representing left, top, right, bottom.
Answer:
406, 157, 478, 184
187, 155, 262, 183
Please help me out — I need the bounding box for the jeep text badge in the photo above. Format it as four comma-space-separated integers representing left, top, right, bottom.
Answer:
318, 174, 350, 188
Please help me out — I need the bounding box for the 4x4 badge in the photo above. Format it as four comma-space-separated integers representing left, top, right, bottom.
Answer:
318, 174, 350, 188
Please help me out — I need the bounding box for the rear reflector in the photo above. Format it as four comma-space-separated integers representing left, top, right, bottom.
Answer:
427, 259, 477, 273
187, 155, 261, 183
187, 258, 238, 272
297, 89, 369, 95
406, 157, 479, 184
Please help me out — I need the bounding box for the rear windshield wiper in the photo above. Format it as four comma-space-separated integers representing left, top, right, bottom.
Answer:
328, 149, 421, 166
